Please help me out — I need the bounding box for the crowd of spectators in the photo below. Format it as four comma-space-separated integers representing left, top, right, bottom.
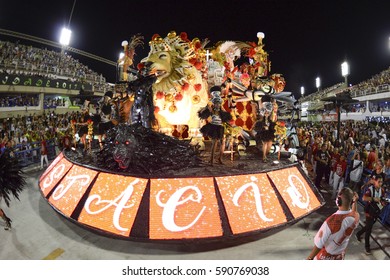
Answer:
0, 110, 86, 159
0, 40, 108, 87
0, 94, 39, 107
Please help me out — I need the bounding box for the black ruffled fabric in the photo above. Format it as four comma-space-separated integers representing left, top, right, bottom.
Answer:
253, 119, 276, 142
198, 107, 232, 140
200, 123, 225, 139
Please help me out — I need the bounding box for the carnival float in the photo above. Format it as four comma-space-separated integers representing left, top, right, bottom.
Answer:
38, 31, 324, 242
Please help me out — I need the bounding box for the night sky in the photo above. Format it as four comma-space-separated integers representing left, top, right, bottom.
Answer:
1, 0, 390, 98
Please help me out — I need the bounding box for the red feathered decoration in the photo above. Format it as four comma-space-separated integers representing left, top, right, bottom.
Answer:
194, 84, 202, 91
194, 41, 202, 49
180, 32, 189, 42
151, 34, 160, 41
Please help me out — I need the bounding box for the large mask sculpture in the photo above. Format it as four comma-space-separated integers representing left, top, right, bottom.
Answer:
140, 31, 209, 136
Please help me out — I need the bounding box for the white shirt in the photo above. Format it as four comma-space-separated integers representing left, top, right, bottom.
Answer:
314, 209, 359, 259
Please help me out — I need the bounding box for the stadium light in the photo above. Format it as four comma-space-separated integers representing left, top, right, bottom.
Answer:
300, 86, 305, 96
59, 27, 72, 46
315, 77, 321, 91
341, 61, 349, 86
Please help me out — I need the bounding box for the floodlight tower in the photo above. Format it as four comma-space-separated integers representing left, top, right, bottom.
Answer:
315, 77, 321, 92
59, 0, 76, 54
341, 61, 349, 86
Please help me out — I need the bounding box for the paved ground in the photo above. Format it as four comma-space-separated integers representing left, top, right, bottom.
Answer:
0, 162, 388, 260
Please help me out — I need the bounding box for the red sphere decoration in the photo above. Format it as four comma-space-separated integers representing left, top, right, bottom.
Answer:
137, 63, 144, 70
156, 91, 165, 99
182, 83, 190, 91
194, 61, 203, 70
154, 106, 160, 114
175, 93, 183, 101
194, 84, 202, 91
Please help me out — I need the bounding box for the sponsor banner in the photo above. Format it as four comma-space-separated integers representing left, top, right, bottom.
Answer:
39, 156, 73, 197
149, 177, 223, 239
322, 114, 337, 121
78, 173, 148, 237
0, 73, 92, 91
267, 167, 322, 218
216, 173, 287, 234
48, 165, 98, 217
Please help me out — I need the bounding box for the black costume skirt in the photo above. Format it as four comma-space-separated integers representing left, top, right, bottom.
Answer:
98, 121, 114, 135
200, 123, 225, 140
253, 121, 275, 142
78, 126, 88, 137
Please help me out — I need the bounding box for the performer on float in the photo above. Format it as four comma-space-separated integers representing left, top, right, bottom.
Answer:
0, 146, 26, 230
77, 101, 92, 151
253, 95, 278, 162
198, 86, 232, 165
97, 91, 115, 150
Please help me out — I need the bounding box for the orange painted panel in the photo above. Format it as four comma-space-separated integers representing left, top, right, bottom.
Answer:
48, 165, 98, 217
267, 166, 322, 218
39, 157, 73, 197
216, 173, 287, 234
40, 152, 64, 181
149, 177, 222, 239
78, 173, 148, 237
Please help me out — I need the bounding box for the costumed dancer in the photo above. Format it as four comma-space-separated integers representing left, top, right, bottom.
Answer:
78, 100, 92, 151
198, 86, 232, 165
253, 95, 277, 162
97, 91, 115, 150
0, 149, 26, 230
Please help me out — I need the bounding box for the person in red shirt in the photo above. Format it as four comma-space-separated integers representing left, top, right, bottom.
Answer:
366, 145, 377, 171
329, 147, 340, 186
61, 132, 72, 151
332, 153, 347, 199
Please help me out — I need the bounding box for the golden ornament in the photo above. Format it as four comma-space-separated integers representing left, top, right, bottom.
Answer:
169, 104, 177, 112
165, 93, 174, 102
192, 94, 200, 104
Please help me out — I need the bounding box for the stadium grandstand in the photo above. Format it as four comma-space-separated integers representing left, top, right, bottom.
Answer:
0, 39, 114, 119
299, 66, 390, 122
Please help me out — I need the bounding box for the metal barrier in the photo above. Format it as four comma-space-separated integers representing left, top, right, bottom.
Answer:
14, 140, 57, 167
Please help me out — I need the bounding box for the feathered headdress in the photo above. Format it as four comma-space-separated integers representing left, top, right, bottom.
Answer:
0, 153, 26, 207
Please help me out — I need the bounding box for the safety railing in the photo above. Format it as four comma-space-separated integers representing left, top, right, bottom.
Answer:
13, 140, 57, 167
